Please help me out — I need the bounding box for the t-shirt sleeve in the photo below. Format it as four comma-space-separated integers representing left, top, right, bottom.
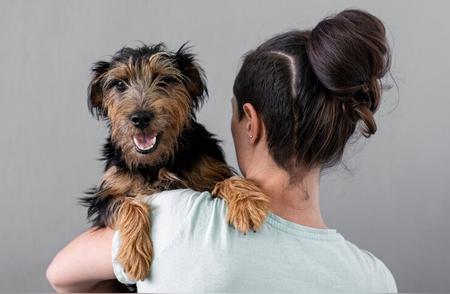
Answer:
362, 249, 398, 293
112, 229, 136, 284
111, 188, 205, 284
379, 260, 398, 293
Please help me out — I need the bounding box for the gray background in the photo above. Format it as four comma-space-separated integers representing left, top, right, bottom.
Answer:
0, 0, 449, 292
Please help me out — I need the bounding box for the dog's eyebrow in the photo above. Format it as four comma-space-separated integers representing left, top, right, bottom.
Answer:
104, 63, 134, 78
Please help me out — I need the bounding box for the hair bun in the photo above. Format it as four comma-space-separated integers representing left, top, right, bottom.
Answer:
306, 9, 390, 95
306, 9, 391, 137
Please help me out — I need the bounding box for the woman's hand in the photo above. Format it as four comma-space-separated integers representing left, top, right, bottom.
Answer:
46, 226, 122, 292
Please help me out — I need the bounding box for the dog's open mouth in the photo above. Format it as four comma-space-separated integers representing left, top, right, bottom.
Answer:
133, 132, 160, 154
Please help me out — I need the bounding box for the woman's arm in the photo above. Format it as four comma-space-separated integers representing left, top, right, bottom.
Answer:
46, 226, 124, 293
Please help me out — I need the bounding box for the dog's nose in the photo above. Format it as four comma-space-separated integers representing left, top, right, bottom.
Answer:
130, 111, 153, 129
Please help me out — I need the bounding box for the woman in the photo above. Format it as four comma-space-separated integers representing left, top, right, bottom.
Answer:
47, 9, 397, 293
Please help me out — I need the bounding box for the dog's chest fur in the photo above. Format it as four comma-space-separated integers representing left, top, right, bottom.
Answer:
79, 120, 233, 228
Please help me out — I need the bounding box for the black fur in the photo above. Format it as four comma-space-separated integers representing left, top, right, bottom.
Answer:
79, 44, 230, 292
77, 120, 230, 228
87, 42, 208, 120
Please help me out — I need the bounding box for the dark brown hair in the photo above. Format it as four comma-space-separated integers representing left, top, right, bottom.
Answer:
233, 9, 391, 171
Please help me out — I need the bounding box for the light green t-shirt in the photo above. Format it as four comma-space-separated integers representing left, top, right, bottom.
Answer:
112, 188, 397, 293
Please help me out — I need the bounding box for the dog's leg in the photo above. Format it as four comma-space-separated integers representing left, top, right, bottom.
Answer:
184, 155, 269, 234
115, 196, 153, 281
212, 176, 270, 234
98, 168, 155, 281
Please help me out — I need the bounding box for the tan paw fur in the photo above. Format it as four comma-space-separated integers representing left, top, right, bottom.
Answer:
115, 197, 153, 281
212, 176, 270, 233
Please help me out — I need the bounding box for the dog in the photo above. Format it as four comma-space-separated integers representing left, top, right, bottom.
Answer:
78, 43, 269, 288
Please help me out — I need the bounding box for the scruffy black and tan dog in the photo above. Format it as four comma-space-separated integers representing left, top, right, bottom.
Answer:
78, 43, 269, 285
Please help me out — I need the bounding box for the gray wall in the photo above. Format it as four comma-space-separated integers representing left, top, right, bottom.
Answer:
0, 0, 449, 292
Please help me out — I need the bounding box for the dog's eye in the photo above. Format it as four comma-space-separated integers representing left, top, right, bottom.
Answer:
112, 80, 127, 92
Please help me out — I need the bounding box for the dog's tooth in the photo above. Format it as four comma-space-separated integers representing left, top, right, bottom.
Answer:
133, 133, 158, 152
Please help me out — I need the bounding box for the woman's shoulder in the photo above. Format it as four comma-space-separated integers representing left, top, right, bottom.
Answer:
112, 188, 227, 284
145, 188, 229, 236
144, 188, 226, 218
341, 239, 398, 292
145, 188, 211, 204
361, 248, 397, 292
144, 188, 229, 238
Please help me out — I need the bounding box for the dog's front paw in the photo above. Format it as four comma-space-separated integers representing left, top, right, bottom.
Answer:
212, 176, 269, 234
116, 197, 154, 281
227, 194, 269, 234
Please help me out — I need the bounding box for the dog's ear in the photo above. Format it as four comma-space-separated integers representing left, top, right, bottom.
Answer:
87, 60, 110, 119
174, 43, 208, 110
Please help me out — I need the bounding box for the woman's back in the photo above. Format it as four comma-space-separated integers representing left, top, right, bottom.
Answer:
112, 189, 397, 292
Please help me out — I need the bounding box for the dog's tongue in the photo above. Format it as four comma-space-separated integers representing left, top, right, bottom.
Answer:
135, 132, 157, 148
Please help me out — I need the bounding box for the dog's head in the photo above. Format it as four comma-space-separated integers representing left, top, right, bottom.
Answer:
88, 43, 207, 168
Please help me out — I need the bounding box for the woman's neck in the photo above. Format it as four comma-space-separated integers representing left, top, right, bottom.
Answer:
245, 157, 329, 229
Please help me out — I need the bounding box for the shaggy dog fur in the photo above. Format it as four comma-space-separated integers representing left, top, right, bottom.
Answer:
78, 43, 268, 290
